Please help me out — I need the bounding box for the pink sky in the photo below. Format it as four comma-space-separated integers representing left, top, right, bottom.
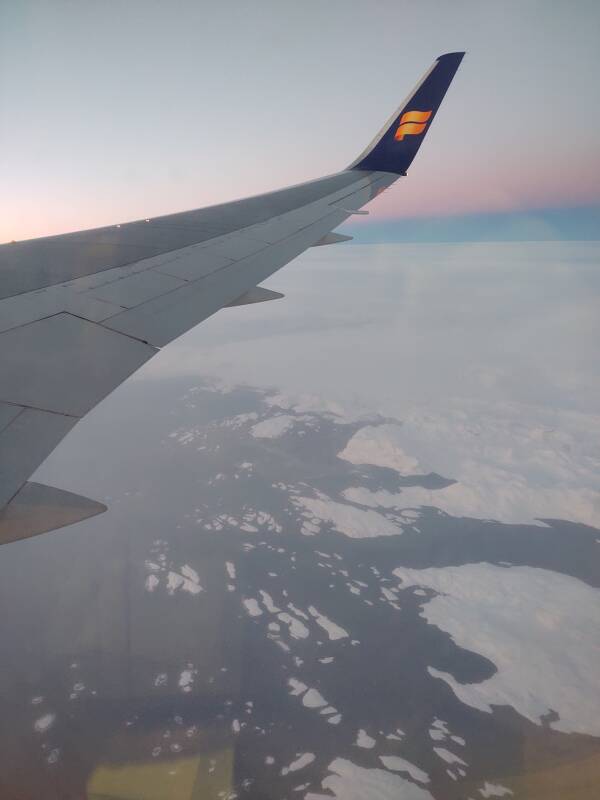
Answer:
4, 150, 599, 244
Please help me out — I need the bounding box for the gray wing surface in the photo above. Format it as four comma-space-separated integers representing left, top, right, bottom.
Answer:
0, 51, 464, 543
0, 169, 394, 543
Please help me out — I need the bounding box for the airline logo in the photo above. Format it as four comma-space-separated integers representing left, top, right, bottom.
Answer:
394, 110, 432, 141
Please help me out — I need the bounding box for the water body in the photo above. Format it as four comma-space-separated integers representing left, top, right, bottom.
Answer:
0, 242, 599, 799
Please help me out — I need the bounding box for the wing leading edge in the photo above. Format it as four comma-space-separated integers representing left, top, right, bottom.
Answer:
0, 53, 464, 544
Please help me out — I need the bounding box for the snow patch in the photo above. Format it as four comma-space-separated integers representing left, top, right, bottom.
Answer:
480, 782, 514, 798
178, 667, 197, 693
34, 713, 55, 733
277, 612, 310, 640
433, 747, 467, 766
303, 688, 327, 709
281, 752, 315, 775
288, 678, 308, 696
378, 756, 430, 784
225, 561, 236, 580
144, 545, 203, 596
338, 424, 422, 474
250, 415, 296, 438
305, 758, 434, 800
292, 493, 401, 539
355, 729, 376, 749
242, 598, 262, 617
308, 606, 349, 640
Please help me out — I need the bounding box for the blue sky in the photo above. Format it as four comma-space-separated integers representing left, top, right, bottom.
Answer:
344, 205, 600, 243
1, 0, 599, 242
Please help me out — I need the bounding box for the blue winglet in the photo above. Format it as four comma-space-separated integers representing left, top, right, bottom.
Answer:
349, 52, 465, 175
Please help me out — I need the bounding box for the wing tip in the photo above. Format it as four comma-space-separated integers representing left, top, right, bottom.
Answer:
437, 51, 466, 63
348, 51, 465, 174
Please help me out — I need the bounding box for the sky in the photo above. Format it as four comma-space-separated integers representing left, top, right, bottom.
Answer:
1, 0, 599, 242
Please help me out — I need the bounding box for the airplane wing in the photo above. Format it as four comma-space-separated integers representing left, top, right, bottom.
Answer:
0, 52, 464, 544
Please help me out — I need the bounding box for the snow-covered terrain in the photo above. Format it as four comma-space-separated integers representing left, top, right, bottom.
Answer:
291, 492, 402, 539
144, 242, 600, 530
341, 405, 600, 527
250, 415, 297, 438
394, 563, 600, 736
18, 242, 600, 799
338, 424, 422, 474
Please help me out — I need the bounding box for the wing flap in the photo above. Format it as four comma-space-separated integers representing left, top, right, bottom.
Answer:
102, 208, 348, 347
152, 248, 233, 281
0, 313, 156, 417
0, 286, 125, 334
88, 269, 187, 308
0, 482, 107, 545
0, 408, 77, 508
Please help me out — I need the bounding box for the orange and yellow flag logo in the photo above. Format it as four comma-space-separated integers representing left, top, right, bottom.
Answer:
394, 110, 432, 141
